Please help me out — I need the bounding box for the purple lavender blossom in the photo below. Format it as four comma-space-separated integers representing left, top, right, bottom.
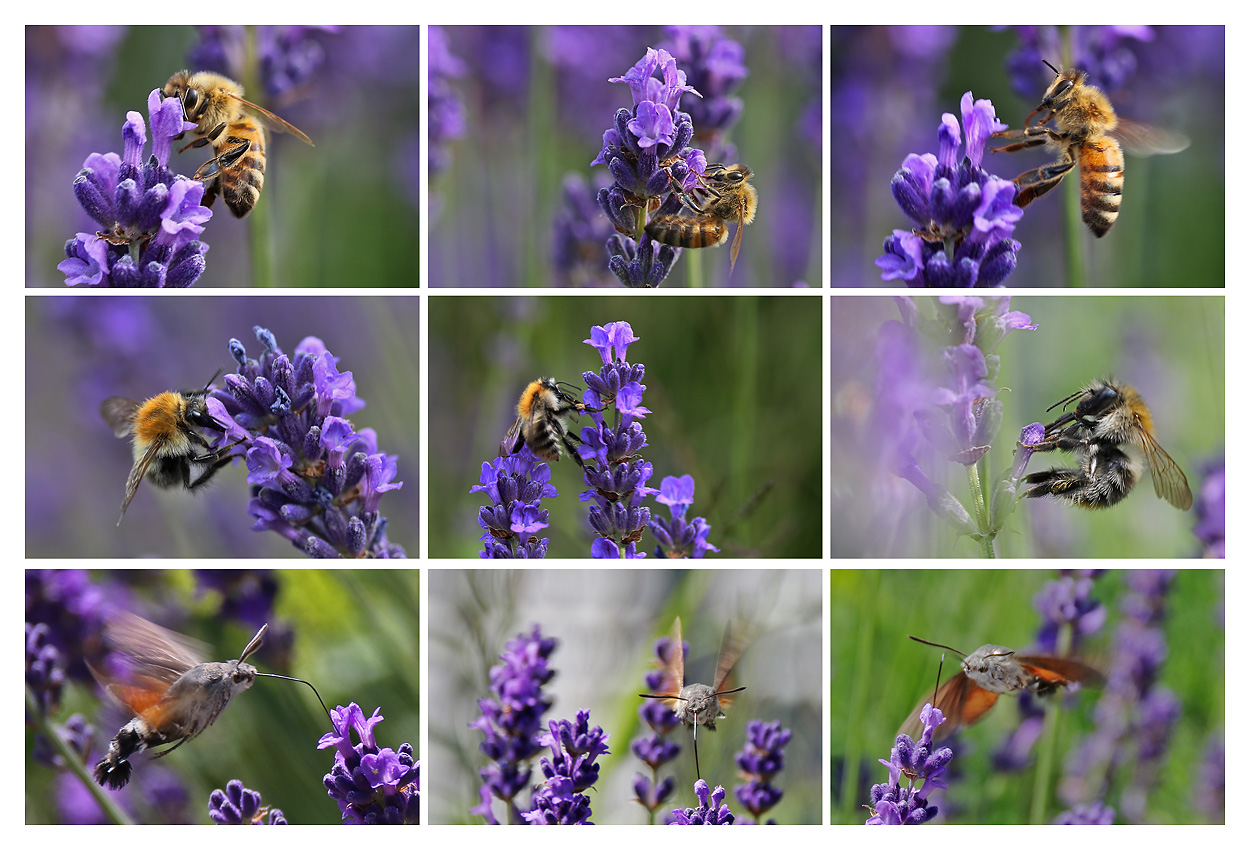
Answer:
650, 474, 720, 558
318, 703, 418, 824
875, 297, 1036, 552
472, 449, 556, 559
866, 703, 953, 825
1192, 732, 1224, 821
26, 623, 67, 718
671, 779, 735, 825
187, 26, 337, 100
1193, 456, 1224, 558
59, 90, 211, 288
1004, 26, 1154, 99
522, 711, 611, 824
208, 779, 287, 825
470, 626, 558, 824
593, 47, 705, 287
660, 27, 748, 161
633, 633, 685, 822
577, 321, 658, 557
876, 93, 1021, 288
553, 172, 617, 287
1058, 570, 1179, 821
208, 327, 405, 558
1053, 801, 1115, 824
428, 25, 466, 181
734, 719, 791, 823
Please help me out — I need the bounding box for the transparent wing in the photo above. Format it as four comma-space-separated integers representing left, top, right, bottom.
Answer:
1138, 426, 1193, 510
97, 611, 208, 686
499, 415, 525, 458
1112, 118, 1190, 157
639, 617, 686, 709
230, 94, 314, 146
100, 397, 141, 439
118, 439, 165, 523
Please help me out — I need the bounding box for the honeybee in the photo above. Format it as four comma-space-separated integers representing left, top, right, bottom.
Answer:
499, 377, 603, 468
645, 162, 757, 271
1021, 379, 1192, 510
991, 61, 1188, 237
161, 70, 314, 218
899, 636, 1103, 743
100, 370, 242, 525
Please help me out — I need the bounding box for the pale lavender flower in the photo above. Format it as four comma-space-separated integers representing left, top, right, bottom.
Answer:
734, 719, 791, 823
632, 633, 684, 822
650, 474, 719, 558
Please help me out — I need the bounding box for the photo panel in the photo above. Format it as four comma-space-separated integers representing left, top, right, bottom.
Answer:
25, 295, 418, 558
831, 569, 1224, 825
24, 568, 419, 824
428, 568, 822, 824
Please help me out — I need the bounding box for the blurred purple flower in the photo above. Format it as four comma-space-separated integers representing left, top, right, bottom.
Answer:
734, 719, 791, 823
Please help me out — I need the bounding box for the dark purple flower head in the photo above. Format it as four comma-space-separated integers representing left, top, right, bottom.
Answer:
318, 702, 418, 824
472, 449, 557, 559
650, 474, 720, 559
471, 626, 558, 824
209, 327, 405, 558
866, 703, 952, 825
671, 779, 735, 825
1193, 456, 1225, 558
734, 719, 792, 823
595, 49, 710, 287
60, 90, 211, 288
208, 779, 287, 825
523, 710, 611, 824
877, 92, 1021, 288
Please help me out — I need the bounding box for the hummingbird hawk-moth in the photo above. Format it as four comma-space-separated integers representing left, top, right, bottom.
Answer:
638, 616, 747, 780
90, 613, 329, 789
899, 635, 1104, 743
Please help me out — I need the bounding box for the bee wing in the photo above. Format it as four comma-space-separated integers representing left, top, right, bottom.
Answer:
1137, 426, 1194, 510
1015, 655, 1105, 689
898, 672, 999, 743
100, 397, 141, 438
1112, 118, 1190, 157
118, 437, 168, 524
729, 210, 745, 272
499, 415, 525, 459
229, 93, 315, 146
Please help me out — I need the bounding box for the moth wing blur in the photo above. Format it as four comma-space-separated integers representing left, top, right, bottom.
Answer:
899, 672, 998, 742
99, 612, 208, 682
1015, 655, 1106, 689
712, 617, 747, 698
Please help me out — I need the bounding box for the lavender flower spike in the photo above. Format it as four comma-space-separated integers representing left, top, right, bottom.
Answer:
866, 703, 953, 825
523, 710, 611, 824
876, 93, 1021, 288
650, 474, 720, 558
208, 779, 288, 825
60, 89, 211, 287
671, 779, 735, 825
734, 719, 792, 823
318, 702, 418, 824
208, 327, 405, 558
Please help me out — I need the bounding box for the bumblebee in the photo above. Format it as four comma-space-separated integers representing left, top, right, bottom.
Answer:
499, 377, 602, 468
1021, 379, 1191, 510
100, 370, 241, 525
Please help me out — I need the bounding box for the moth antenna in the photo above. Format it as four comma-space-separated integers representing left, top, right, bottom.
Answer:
908, 635, 967, 658
255, 672, 333, 723
238, 624, 268, 664
932, 652, 945, 709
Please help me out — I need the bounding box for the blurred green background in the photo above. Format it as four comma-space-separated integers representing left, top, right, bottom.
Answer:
830, 295, 1224, 557
831, 569, 1224, 824
429, 568, 821, 824
26, 25, 420, 288
429, 295, 822, 557
25, 568, 419, 825
831, 25, 1224, 288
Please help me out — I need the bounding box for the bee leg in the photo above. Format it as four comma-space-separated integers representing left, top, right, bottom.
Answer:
1010, 157, 1076, 207
184, 443, 244, 491
559, 429, 589, 469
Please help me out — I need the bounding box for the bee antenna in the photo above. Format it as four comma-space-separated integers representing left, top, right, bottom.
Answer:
1045, 389, 1084, 413
1042, 59, 1060, 76
255, 672, 333, 723
198, 367, 226, 397
908, 635, 967, 658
